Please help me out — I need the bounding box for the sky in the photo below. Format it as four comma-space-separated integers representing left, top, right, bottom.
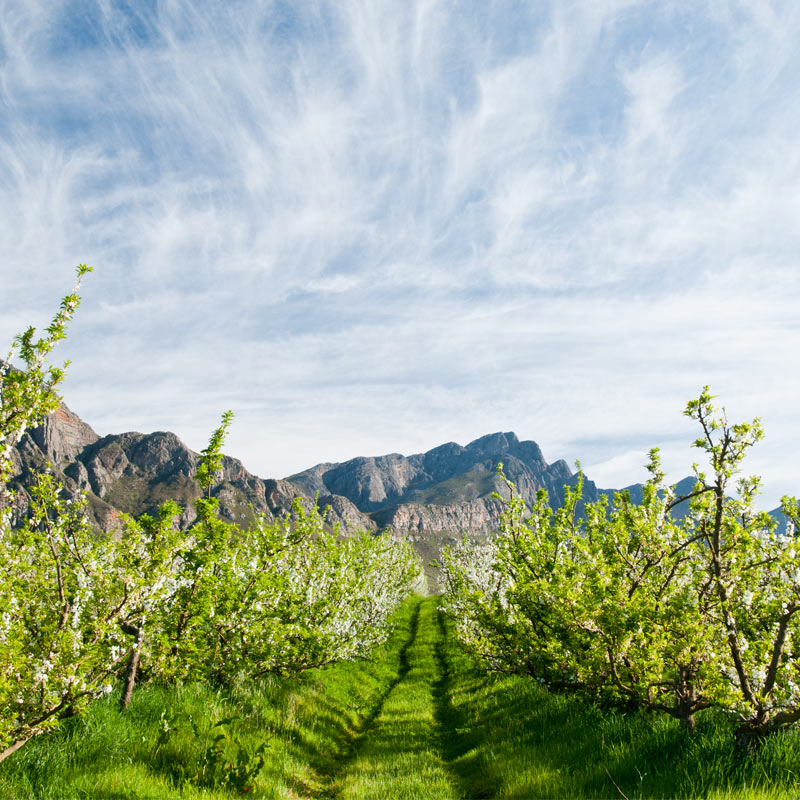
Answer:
1, 0, 798, 507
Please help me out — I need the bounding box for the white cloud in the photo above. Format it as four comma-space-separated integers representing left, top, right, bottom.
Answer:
0, 0, 798, 510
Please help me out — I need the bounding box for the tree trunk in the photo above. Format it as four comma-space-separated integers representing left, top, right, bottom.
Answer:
679, 713, 696, 734
119, 621, 142, 711
0, 733, 33, 764
734, 719, 770, 754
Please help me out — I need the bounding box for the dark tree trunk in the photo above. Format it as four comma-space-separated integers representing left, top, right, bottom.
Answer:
734, 724, 764, 754
119, 620, 143, 712
733, 708, 800, 754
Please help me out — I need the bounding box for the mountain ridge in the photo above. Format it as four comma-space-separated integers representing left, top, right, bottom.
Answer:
10, 401, 375, 535
286, 430, 577, 534
8, 402, 790, 556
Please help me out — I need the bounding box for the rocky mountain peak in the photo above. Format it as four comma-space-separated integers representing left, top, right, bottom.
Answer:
27, 402, 99, 467
465, 431, 520, 455
10, 403, 375, 535
287, 430, 573, 523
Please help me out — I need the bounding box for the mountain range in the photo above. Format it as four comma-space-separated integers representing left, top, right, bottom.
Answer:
8, 402, 790, 578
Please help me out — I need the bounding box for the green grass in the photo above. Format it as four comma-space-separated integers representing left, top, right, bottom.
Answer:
0, 599, 420, 800
435, 612, 800, 799
2, 597, 800, 799
330, 598, 458, 800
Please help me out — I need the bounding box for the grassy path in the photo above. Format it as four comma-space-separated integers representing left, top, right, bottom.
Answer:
325, 600, 800, 800
327, 597, 461, 800
3, 595, 800, 798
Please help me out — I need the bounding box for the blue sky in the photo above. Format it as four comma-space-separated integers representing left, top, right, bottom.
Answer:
1, 0, 799, 506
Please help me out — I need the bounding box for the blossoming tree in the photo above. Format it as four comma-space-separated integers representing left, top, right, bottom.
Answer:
0, 267, 422, 761
442, 390, 800, 745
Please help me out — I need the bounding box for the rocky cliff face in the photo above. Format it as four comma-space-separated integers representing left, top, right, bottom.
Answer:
289, 432, 569, 512
27, 403, 100, 465
10, 403, 374, 534
373, 496, 506, 536
11, 402, 789, 552
288, 431, 582, 537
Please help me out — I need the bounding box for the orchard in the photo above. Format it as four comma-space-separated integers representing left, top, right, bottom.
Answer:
0, 267, 421, 762
441, 393, 800, 749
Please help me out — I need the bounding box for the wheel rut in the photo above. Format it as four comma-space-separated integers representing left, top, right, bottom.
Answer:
326, 597, 465, 800
432, 608, 495, 799
315, 598, 422, 798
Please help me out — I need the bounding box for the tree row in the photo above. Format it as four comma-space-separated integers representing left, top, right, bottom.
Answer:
441, 390, 800, 749
0, 267, 421, 761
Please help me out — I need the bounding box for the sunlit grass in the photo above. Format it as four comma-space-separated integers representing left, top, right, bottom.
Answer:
2, 597, 800, 798
332, 598, 458, 800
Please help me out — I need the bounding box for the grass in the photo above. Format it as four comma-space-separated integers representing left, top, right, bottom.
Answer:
330, 598, 458, 800
2, 597, 800, 798
434, 611, 800, 799
0, 599, 419, 799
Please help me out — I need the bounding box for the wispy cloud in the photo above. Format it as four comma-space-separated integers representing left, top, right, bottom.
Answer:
1, 0, 798, 507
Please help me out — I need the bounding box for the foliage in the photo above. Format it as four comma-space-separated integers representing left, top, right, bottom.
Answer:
0, 265, 92, 486
0, 597, 421, 799
195, 410, 233, 498
0, 473, 123, 750
441, 388, 800, 744
135, 410, 421, 685
146, 484, 421, 685
165, 714, 268, 794
683, 391, 800, 745
0, 266, 139, 758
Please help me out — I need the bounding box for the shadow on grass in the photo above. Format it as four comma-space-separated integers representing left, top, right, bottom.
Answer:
432, 609, 496, 799
432, 609, 800, 799
313, 597, 423, 798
